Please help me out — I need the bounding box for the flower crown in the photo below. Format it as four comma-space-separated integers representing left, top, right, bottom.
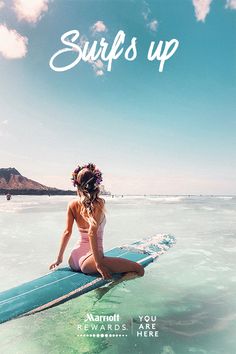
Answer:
71, 163, 103, 188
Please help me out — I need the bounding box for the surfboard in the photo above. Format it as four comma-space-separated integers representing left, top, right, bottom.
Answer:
0, 234, 176, 324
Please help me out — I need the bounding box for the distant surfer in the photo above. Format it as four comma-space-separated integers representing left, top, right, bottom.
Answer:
49, 163, 144, 280
6, 193, 12, 201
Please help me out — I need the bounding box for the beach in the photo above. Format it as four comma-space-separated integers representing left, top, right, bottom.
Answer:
0, 195, 236, 354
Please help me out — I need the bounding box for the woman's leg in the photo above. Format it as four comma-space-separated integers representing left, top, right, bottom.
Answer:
80, 254, 145, 277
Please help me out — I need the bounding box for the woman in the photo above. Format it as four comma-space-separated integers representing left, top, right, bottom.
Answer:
49, 163, 145, 280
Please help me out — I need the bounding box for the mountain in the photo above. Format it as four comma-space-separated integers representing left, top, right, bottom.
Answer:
0, 168, 74, 195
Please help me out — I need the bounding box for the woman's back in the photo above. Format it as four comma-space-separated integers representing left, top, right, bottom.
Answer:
68, 198, 106, 271
71, 198, 105, 231
77, 214, 106, 251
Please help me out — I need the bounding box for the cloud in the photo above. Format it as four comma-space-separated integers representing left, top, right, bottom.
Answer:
0, 0, 5, 10
147, 19, 158, 32
71, 34, 105, 76
141, 1, 158, 32
12, 0, 49, 24
71, 34, 88, 52
142, 0, 151, 20
0, 24, 28, 59
93, 59, 104, 70
192, 0, 212, 22
96, 70, 104, 76
225, 0, 236, 9
90, 21, 107, 34
88, 59, 105, 76
1, 120, 8, 125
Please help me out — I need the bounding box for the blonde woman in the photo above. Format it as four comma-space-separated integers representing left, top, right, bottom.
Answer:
49, 163, 144, 280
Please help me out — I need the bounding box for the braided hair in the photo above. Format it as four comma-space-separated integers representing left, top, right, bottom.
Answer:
72, 163, 104, 226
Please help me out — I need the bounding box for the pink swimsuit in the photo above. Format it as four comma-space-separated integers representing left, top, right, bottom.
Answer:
69, 215, 106, 272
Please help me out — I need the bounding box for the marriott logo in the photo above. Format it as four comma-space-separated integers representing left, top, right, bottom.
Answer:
84, 313, 120, 322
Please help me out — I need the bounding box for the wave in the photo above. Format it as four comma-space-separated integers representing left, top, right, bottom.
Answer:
0, 200, 40, 213
147, 196, 186, 203
215, 196, 233, 200
201, 207, 215, 211
120, 233, 176, 258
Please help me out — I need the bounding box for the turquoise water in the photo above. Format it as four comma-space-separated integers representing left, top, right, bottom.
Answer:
0, 195, 236, 354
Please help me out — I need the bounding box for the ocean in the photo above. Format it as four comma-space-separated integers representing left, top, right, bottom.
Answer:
0, 195, 236, 354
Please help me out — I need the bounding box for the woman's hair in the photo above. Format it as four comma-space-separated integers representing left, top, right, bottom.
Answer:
72, 163, 105, 226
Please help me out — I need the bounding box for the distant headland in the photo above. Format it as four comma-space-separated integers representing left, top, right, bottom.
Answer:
0, 168, 111, 196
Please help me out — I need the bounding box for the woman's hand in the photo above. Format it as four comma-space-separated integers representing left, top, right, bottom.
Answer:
49, 258, 63, 270
96, 263, 113, 280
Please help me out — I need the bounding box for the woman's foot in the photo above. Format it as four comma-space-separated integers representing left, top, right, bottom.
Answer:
122, 271, 139, 280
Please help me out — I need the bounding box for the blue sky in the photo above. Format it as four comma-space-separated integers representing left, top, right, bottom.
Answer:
0, 0, 235, 194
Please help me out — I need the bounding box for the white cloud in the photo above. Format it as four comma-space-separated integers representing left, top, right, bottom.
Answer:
71, 34, 88, 53
0, 24, 28, 59
142, 0, 151, 20
192, 0, 212, 22
147, 19, 158, 32
88, 59, 105, 76
0, 0, 5, 10
12, 0, 49, 24
94, 59, 104, 69
95, 70, 104, 76
90, 21, 107, 34
225, 0, 236, 9
1, 120, 8, 125
142, 1, 159, 32
72, 36, 105, 76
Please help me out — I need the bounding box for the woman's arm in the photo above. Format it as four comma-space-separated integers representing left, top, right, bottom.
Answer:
49, 202, 74, 270
88, 203, 112, 279
88, 199, 106, 266
88, 226, 103, 265
87, 206, 104, 266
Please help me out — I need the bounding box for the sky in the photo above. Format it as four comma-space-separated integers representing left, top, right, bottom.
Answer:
0, 0, 235, 195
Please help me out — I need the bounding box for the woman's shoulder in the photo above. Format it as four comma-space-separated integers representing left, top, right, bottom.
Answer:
68, 198, 80, 210
97, 197, 105, 205
96, 197, 105, 210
